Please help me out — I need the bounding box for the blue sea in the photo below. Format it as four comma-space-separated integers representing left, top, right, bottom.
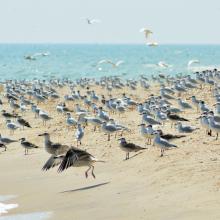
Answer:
0, 44, 220, 80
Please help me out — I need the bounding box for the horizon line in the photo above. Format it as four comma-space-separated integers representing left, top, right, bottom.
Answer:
0, 42, 220, 46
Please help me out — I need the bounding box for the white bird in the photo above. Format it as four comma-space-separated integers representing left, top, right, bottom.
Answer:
139, 28, 153, 39
85, 18, 101, 24
6, 120, 19, 134
98, 59, 124, 68
188, 59, 200, 67
158, 61, 170, 68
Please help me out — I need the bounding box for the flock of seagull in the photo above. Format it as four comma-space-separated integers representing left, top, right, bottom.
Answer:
1, 68, 220, 178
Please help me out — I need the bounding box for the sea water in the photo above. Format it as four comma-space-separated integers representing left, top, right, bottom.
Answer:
0, 44, 220, 80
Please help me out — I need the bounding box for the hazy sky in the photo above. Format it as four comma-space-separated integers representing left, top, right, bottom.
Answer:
0, 0, 220, 44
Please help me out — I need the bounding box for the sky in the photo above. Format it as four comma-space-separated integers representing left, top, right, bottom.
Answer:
0, 0, 220, 44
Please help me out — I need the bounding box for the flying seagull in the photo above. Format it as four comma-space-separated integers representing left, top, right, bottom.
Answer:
139, 28, 153, 39
98, 60, 124, 68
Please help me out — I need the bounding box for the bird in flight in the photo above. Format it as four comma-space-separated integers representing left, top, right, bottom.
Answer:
86, 18, 101, 25
139, 28, 153, 40
98, 59, 124, 68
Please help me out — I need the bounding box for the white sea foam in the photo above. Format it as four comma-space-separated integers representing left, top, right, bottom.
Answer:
0, 211, 52, 220
0, 195, 18, 216
0, 203, 18, 215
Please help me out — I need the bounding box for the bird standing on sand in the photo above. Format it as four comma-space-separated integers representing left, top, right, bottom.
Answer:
17, 116, 31, 129
6, 120, 19, 134
166, 111, 189, 127
176, 122, 198, 133
0, 134, 17, 147
153, 132, 177, 157
19, 138, 39, 155
118, 138, 146, 160
39, 110, 52, 126
75, 124, 84, 146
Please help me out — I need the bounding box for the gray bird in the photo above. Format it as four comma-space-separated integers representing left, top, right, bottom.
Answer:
118, 138, 146, 160
19, 138, 39, 155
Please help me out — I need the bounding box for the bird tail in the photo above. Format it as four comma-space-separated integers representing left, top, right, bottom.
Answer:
171, 144, 178, 148
175, 135, 186, 138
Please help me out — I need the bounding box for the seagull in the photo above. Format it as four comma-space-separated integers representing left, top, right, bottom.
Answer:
139, 28, 153, 39
39, 110, 52, 126
17, 116, 31, 129
118, 138, 146, 160
75, 124, 84, 146
156, 129, 186, 141
177, 98, 193, 110
176, 122, 199, 133
188, 59, 200, 67
38, 133, 70, 156
0, 134, 17, 148
86, 18, 101, 25
19, 138, 39, 155
158, 61, 170, 68
166, 111, 189, 127
42, 147, 105, 179
138, 124, 155, 145
153, 131, 177, 157
66, 112, 77, 129
98, 60, 124, 68
6, 120, 19, 134
101, 122, 121, 141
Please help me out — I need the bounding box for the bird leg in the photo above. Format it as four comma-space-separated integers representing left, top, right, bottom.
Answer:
108, 134, 110, 141
91, 166, 96, 178
216, 133, 218, 140
160, 149, 164, 157
85, 166, 92, 178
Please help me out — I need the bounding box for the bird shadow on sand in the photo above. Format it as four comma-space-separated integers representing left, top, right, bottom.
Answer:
60, 181, 110, 193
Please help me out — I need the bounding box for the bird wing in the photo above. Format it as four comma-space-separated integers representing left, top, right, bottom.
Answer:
90, 19, 101, 23
42, 155, 64, 171
115, 60, 124, 66
57, 148, 91, 172
188, 59, 199, 67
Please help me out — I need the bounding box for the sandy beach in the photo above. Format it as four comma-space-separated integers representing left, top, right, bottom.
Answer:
0, 80, 220, 220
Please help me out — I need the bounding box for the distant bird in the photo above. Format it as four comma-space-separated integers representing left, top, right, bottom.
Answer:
118, 138, 146, 160
75, 124, 84, 146
19, 138, 39, 155
0, 134, 17, 148
85, 18, 101, 24
17, 116, 31, 129
176, 122, 199, 133
158, 61, 170, 68
153, 132, 177, 157
98, 60, 124, 68
167, 111, 189, 127
139, 28, 153, 39
6, 120, 19, 134
188, 59, 200, 67
157, 130, 186, 141
39, 110, 52, 126
1, 110, 17, 120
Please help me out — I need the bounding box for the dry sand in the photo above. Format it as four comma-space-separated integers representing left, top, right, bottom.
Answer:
1, 83, 220, 220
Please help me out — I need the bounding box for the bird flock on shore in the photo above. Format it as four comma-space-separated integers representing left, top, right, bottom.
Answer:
1, 68, 220, 178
